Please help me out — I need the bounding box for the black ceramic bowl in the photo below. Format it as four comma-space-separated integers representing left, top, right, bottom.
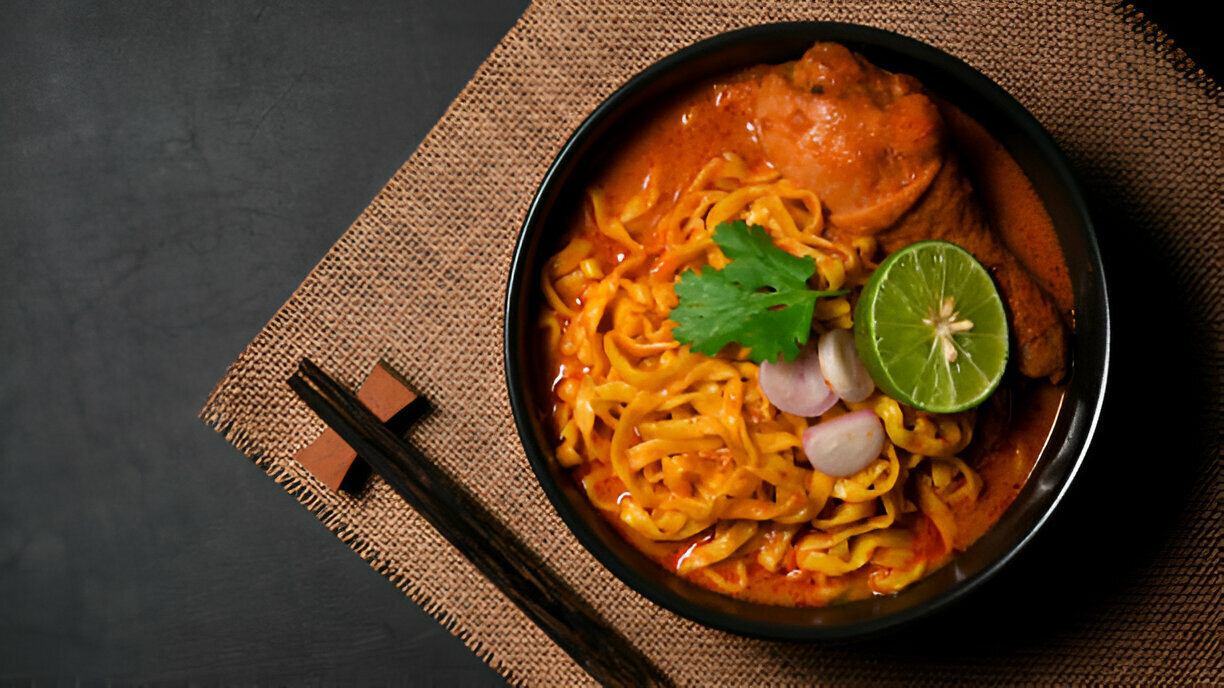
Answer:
504, 22, 1109, 640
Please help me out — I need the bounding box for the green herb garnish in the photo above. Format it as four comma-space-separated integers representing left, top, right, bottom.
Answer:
670, 220, 847, 364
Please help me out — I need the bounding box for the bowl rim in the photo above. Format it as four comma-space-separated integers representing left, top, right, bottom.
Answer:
504, 21, 1110, 640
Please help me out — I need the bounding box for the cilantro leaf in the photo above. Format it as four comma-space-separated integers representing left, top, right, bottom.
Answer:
669, 221, 846, 364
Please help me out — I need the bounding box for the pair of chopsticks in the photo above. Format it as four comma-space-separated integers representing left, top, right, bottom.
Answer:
289, 358, 672, 688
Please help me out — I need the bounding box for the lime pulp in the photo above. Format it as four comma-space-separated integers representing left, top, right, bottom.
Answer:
853, 240, 1009, 414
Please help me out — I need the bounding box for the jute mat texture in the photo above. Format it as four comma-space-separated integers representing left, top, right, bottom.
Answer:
203, 1, 1221, 684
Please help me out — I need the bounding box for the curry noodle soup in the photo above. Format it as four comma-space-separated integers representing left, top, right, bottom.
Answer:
535, 42, 1072, 607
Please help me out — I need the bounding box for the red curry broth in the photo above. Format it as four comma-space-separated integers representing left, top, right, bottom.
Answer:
550, 63, 1071, 607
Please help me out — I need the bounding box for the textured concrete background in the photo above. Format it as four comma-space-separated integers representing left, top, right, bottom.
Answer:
0, 2, 525, 683
0, 2, 1211, 683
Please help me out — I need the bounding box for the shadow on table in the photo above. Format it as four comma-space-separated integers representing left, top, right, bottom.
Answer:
802, 180, 1216, 663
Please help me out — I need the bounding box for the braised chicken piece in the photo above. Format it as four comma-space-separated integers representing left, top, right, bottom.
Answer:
754, 43, 1068, 381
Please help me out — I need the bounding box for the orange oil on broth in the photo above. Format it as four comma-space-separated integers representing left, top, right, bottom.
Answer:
544, 64, 1071, 607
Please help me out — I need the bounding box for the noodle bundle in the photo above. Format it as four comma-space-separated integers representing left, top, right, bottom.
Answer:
541, 154, 984, 604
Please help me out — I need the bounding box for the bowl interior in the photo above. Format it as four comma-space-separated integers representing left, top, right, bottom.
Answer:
504, 22, 1109, 640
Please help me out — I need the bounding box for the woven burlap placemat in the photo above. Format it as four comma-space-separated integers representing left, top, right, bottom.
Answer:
203, 1, 1221, 684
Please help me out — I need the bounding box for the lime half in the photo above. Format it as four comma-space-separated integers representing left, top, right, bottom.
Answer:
854, 240, 1009, 414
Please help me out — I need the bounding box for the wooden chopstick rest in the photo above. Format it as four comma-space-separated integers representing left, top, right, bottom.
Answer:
294, 360, 419, 491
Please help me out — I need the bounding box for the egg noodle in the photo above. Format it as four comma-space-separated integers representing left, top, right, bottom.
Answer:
540, 153, 983, 605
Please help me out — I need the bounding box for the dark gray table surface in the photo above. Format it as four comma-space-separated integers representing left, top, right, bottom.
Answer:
1, 3, 526, 684
1, 3, 1214, 684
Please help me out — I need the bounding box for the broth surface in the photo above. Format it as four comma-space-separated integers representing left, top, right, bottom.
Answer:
539, 47, 1071, 606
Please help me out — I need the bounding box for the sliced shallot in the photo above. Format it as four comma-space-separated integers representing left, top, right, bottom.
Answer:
818, 328, 875, 403
801, 409, 886, 477
758, 342, 837, 417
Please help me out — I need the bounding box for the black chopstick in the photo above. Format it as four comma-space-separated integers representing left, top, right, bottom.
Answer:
288, 358, 673, 688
